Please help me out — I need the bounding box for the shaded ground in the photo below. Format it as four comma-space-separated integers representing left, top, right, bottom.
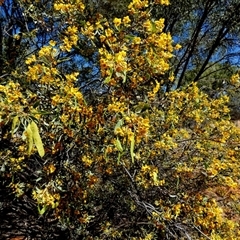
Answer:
0, 179, 69, 240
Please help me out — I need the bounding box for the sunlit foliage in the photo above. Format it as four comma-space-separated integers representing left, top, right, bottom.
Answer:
0, 0, 240, 239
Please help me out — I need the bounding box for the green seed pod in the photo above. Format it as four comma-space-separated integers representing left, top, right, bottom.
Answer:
25, 123, 33, 155
30, 121, 45, 157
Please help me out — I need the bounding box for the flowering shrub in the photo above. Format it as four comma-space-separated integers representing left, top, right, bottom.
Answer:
0, 0, 240, 239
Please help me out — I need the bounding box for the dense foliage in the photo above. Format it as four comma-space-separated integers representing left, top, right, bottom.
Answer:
1, 0, 240, 239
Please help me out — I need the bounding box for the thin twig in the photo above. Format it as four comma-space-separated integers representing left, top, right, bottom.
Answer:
0, 73, 9, 78
193, 225, 211, 240
123, 165, 135, 182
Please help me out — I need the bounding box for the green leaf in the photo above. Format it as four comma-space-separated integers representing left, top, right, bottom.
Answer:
104, 67, 114, 84
114, 119, 124, 134
11, 115, 19, 136
32, 100, 41, 108
124, 34, 135, 40
115, 138, 123, 152
117, 152, 122, 164
134, 102, 150, 113
38, 205, 47, 215
104, 76, 111, 84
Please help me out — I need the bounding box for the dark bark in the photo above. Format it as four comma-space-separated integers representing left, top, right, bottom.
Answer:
176, 0, 217, 88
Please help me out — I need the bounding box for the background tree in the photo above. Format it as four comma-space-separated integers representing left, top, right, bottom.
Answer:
151, 0, 240, 89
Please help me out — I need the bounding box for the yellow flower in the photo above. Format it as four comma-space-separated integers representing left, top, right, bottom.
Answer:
154, 0, 170, 5
143, 19, 152, 32
128, 0, 148, 10
32, 187, 60, 209
107, 101, 127, 113
49, 40, 56, 46
173, 203, 181, 218
51, 95, 63, 105
81, 155, 93, 167
95, 21, 104, 30
169, 72, 175, 82
105, 28, 113, 38
164, 209, 172, 220
141, 164, 151, 174
155, 18, 165, 32
175, 44, 182, 50
133, 36, 141, 44
143, 233, 154, 240
230, 73, 240, 86
222, 176, 237, 188
113, 18, 121, 27
123, 16, 131, 25
39, 46, 52, 57
115, 51, 126, 62
25, 55, 36, 65
48, 164, 56, 174
148, 81, 160, 100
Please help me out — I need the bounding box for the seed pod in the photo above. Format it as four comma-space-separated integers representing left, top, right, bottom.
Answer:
25, 123, 33, 155
30, 121, 45, 157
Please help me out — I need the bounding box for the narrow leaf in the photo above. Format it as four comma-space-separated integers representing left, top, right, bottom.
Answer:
117, 152, 122, 164
38, 205, 47, 215
115, 138, 123, 152
114, 119, 124, 134
11, 115, 19, 136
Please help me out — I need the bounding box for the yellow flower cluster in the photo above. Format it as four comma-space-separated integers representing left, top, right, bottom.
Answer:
136, 164, 165, 188
25, 54, 36, 65
194, 199, 224, 230
207, 158, 228, 177
99, 47, 128, 85
154, 134, 178, 151
10, 182, 25, 197
54, 0, 85, 13
88, 0, 179, 90
221, 176, 238, 188
44, 163, 56, 175
143, 18, 165, 33
176, 163, 194, 175
26, 45, 58, 65
114, 126, 133, 140
142, 232, 155, 240
128, 0, 149, 12
132, 115, 150, 143
60, 26, 79, 52
230, 73, 240, 86
9, 156, 25, 172
100, 221, 122, 238
32, 186, 60, 209
0, 81, 25, 106
81, 155, 93, 167
107, 100, 127, 114
114, 113, 150, 143
113, 16, 131, 28
148, 81, 160, 100
154, 0, 170, 5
